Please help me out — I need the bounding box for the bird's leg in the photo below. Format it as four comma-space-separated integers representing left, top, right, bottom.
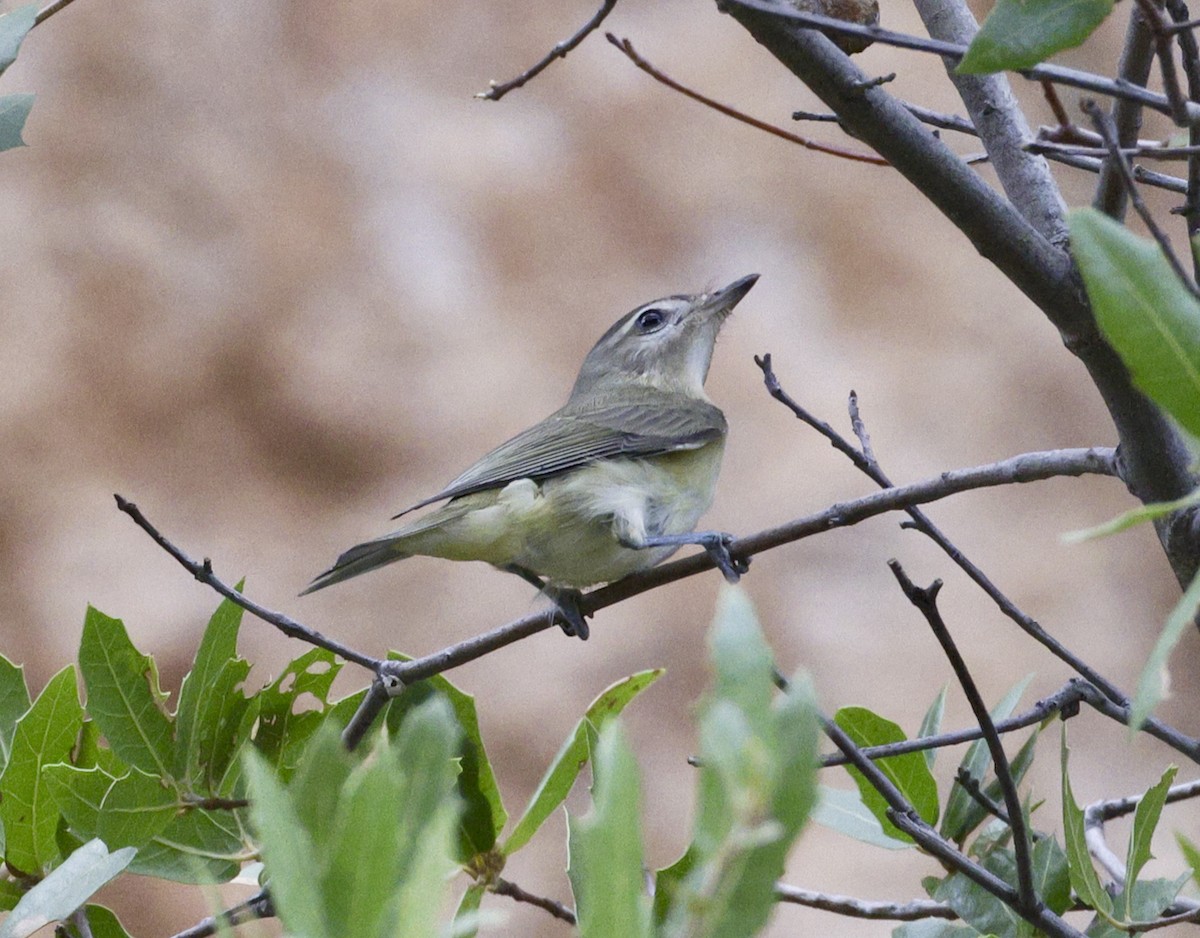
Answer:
619, 530, 750, 584
501, 564, 590, 640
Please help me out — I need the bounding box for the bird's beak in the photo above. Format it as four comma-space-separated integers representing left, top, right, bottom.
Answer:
701, 273, 760, 319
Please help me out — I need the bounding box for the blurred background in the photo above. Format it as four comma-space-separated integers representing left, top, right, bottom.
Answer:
0, 0, 1196, 933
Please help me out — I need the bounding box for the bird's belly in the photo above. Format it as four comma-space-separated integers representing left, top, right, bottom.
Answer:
504, 443, 725, 587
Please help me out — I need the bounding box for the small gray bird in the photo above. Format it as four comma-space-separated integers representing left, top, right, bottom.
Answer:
304, 274, 758, 639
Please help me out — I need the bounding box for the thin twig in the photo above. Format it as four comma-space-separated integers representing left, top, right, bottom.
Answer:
1041, 80, 1075, 129
1131, 0, 1192, 125
888, 563, 1037, 912
1166, 0, 1200, 278
66, 908, 94, 938
1084, 99, 1200, 299
774, 884, 957, 919
753, 355, 1200, 762
820, 679, 1094, 767
493, 878, 577, 924
1133, 162, 1190, 192
795, 102, 979, 136
955, 766, 1016, 827
476, 0, 617, 101
166, 891, 274, 938
1032, 140, 1200, 160
114, 495, 385, 673
722, 0, 1200, 123
1088, 775, 1200, 822
606, 33, 888, 165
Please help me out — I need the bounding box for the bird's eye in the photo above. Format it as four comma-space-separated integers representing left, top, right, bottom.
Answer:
634, 308, 667, 333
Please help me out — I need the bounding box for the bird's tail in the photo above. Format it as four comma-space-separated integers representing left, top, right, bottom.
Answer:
300, 537, 412, 595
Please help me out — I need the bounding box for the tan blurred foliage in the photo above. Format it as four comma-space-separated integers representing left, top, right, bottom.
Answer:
0, 0, 1195, 934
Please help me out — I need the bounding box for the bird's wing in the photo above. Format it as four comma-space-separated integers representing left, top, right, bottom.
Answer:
392, 394, 727, 518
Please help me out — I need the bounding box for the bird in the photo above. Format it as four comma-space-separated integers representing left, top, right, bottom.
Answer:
303, 274, 758, 639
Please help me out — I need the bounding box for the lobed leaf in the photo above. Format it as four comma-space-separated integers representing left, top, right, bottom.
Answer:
78, 607, 173, 779
0, 666, 84, 874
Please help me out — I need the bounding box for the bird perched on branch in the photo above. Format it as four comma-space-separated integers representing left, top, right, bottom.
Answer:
303, 274, 758, 639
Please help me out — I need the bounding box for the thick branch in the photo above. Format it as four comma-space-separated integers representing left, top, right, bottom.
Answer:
911, 0, 1068, 244
718, 0, 1199, 586
774, 884, 957, 919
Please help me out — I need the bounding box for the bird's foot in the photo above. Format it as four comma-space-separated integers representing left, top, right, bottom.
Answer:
546, 586, 590, 640
695, 531, 750, 584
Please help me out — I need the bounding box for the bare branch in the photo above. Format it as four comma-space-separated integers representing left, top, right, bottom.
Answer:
166, 891, 274, 938
721, 0, 1200, 590
888, 563, 1037, 911
721, 0, 1200, 122
774, 884, 957, 920
476, 0, 617, 101
1095, 4, 1157, 217
114, 495, 385, 673
493, 878, 577, 924
606, 34, 888, 165
754, 357, 1200, 762
911, 0, 1068, 245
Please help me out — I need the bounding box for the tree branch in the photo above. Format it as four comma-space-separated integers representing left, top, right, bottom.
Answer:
719, 0, 1200, 588
166, 891, 274, 938
888, 563, 1037, 911
493, 878, 577, 924
774, 884, 957, 919
477, 0, 617, 100
911, 0, 1068, 245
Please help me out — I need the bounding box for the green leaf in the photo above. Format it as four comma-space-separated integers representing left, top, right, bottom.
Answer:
1064, 489, 1200, 543
452, 884, 486, 938
79, 905, 134, 938
173, 589, 246, 782
918, 685, 948, 769
834, 706, 939, 842
1032, 834, 1072, 914
78, 606, 173, 778
567, 723, 652, 938
652, 845, 699, 925
386, 658, 506, 862
810, 785, 911, 849
932, 851, 1025, 936
190, 656, 253, 793
941, 675, 1032, 843
96, 767, 178, 850
0, 4, 36, 74
0, 93, 32, 151
245, 748, 328, 938
893, 922, 980, 938
0, 839, 134, 938
1061, 724, 1113, 916
1088, 877, 1186, 937
126, 807, 245, 883
1177, 832, 1200, 887
1070, 208, 1200, 438
0, 666, 84, 874
957, 0, 1113, 73
248, 699, 461, 938
503, 669, 663, 855
252, 647, 341, 781
661, 589, 819, 938
1124, 764, 1178, 914
0, 655, 30, 769
1131, 570, 1200, 731
43, 764, 117, 840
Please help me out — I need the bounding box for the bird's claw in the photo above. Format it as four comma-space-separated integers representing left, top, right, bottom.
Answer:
548, 587, 591, 640
703, 533, 749, 584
